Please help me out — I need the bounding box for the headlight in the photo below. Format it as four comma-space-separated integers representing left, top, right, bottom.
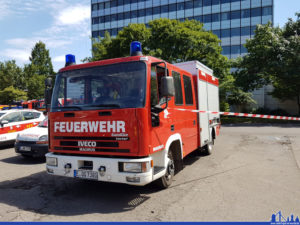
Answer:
122, 162, 150, 173
39, 135, 48, 141
37, 135, 48, 144
46, 157, 57, 167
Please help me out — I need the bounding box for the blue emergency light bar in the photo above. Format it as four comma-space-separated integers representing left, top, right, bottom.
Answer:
65, 54, 76, 67
130, 41, 143, 56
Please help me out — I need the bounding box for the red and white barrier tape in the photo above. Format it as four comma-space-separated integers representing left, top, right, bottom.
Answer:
175, 109, 300, 121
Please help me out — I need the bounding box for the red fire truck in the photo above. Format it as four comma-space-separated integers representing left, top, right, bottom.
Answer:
45, 42, 220, 188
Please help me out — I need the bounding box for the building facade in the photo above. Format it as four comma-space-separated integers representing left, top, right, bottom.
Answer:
91, 0, 274, 59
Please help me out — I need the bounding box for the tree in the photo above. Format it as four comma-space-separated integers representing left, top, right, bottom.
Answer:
29, 41, 54, 76
24, 41, 54, 99
0, 60, 25, 90
234, 13, 300, 115
88, 18, 241, 111
0, 86, 27, 104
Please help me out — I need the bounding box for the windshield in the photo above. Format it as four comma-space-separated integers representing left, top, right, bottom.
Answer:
51, 61, 146, 112
0, 113, 6, 118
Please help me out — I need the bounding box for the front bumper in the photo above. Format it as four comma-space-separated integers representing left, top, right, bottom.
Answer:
46, 153, 154, 186
15, 141, 48, 157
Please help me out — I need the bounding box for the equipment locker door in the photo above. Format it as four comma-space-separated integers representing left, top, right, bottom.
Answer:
198, 73, 210, 147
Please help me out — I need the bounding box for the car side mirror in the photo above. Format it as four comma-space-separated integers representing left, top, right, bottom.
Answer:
0, 120, 9, 126
161, 76, 175, 97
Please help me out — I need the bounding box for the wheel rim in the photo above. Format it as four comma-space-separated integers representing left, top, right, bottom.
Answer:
165, 159, 175, 181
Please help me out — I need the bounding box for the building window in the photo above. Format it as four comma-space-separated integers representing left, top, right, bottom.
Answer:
241, 9, 250, 18
222, 46, 230, 55
204, 14, 212, 23
104, 1, 110, 9
194, 0, 203, 8
231, 10, 240, 20
183, 75, 194, 105
124, 11, 130, 19
92, 17, 99, 25
169, 4, 176, 12
111, 14, 117, 22
172, 71, 183, 105
117, 13, 124, 21
262, 6, 272, 16
241, 45, 247, 54
99, 3, 104, 10
185, 1, 194, 9
231, 27, 240, 37
231, 45, 241, 54
131, 10, 137, 19
221, 0, 230, 3
118, 0, 123, 5
153, 6, 160, 15
92, 4, 98, 11
195, 16, 203, 22
146, 8, 152, 16
105, 15, 111, 23
161, 5, 169, 13
111, 0, 117, 8
177, 2, 185, 11
221, 12, 230, 21
138, 9, 145, 17
212, 0, 220, 5
221, 29, 230, 38
203, 0, 212, 7
241, 26, 250, 36
251, 7, 261, 17
212, 30, 221, 37
212, 13, 220, 22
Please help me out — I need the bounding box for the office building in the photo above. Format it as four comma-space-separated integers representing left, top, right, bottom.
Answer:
91, 0, 274, 59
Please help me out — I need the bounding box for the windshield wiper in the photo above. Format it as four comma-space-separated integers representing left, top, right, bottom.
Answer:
53, 106, 82, 110
89, 104, 120, 108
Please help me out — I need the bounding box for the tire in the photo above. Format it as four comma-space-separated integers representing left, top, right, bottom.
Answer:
155, 150, 175, 189
203, 141, 213, 155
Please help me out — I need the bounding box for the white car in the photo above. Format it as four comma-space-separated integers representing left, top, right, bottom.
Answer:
0, 109, 45, 145
15, 116, 48, 157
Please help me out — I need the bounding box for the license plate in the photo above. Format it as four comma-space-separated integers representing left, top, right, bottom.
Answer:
20, 146, 31, 151
74, 170, 98, 180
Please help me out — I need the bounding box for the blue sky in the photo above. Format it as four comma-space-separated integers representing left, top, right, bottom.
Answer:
0, 0, 299, 72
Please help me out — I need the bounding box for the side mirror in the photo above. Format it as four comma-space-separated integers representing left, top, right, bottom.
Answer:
0, 120, 9, 126
161, 76, 175, 97
45, 89, 52, 105
45, 77, 52, 88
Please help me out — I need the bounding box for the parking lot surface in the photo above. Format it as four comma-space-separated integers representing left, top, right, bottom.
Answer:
0, 125, 299, 222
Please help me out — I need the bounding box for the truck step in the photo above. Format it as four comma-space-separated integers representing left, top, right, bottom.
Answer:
153, 166, 165, 175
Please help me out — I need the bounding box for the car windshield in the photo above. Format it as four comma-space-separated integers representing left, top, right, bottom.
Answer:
38, 117, 48, 127
0, 113, 6, 118
51, 61, 146, 112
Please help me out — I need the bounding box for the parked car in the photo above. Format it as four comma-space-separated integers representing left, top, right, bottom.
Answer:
15, 116, 48, 158
0, 109, 45, 145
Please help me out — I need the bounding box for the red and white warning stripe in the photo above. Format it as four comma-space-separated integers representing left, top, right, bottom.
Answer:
175, 109, 300, 121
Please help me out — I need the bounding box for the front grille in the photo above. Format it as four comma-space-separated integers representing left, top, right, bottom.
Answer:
54, 136, 129, 141
54, 147, 130, 153
18, 141, 36, 145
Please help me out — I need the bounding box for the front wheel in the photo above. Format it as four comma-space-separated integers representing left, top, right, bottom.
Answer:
155, 150, 175, 189
203, 141, 213, 155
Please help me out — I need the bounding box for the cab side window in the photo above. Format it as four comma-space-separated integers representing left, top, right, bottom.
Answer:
172, 71, 183, 105
1, 112, 22, 123
183, 75, 194, 105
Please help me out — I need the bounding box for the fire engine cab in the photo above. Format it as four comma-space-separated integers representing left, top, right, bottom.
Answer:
45, 42, 220, 188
